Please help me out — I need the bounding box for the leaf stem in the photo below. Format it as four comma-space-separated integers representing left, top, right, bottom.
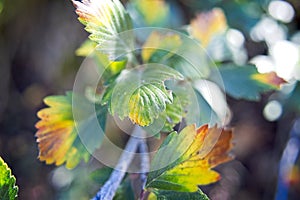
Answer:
92, 125, 145, 200
139, 135, 150, 199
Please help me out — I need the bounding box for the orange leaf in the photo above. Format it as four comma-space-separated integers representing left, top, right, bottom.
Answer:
251, 72, 287, 89
35, 92, 90, 169
190, 8, 227, 47
146, 124, 233, 192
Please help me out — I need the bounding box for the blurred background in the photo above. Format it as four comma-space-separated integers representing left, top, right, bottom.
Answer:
0, 0, 300, 199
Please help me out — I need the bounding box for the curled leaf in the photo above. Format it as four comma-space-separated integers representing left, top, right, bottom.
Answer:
146, 124, 233, 192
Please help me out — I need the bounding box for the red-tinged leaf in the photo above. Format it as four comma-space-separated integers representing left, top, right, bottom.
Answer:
146, 124, 233, 192
72, 0, 133, 46
251, 72, 287, 89
35, 92, 90, 169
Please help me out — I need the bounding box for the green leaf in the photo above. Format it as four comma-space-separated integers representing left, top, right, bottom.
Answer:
141, 31, 210, 80
36, 92, 107, 169
75, 39, 97, 57
73, 0, 134, 58
194, 89, 219, 126
90, 167, 134, 200
113, 177, 135, 200
90, 167, 113, 185
0, 157, 18, 200
162, 95, 185, 132
148, 189, 209, 200
146, 124, 233, 192
110, 64, 183, 126
214, 64, 285, 100
142, 31, 182, 63
192, 80, 228, 127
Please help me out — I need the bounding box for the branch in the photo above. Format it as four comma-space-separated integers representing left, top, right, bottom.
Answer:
139, 138, 150, 188
139, 135, 150, 200
92, 125, 144, 200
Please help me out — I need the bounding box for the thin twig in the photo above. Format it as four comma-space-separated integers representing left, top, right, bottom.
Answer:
92, 125, 144, 200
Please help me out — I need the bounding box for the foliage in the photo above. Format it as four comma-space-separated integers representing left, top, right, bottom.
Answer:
0, 157, 18, 200
146, 124, 233, 192
33, 0, 291, 199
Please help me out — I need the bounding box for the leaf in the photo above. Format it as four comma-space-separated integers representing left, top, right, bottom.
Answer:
110, 65, 183, 126
0, 157, 18, 200
215, 64, 286, 100
189, 8, 227, 47
161, 95, 185, 132
193, 89, 219, 127
72, 0, 134, 59
148, 189, 209, 200
113, 177, 135, 200
90, 167, 134, 200
146, 124, 233, 192
76, 39, 97, 57
251, 72, 286, 89
35, 92, 107, 169
129, 0, 170, 27
192, 80, 229, 127
142, 31, 182, 63
141, 31, 210, 80
90, 167, 113, 185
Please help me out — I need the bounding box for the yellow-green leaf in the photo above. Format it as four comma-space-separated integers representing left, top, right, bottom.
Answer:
251, 71, 286, 89
142, 31, 182, 63
189, 8, 227, 47
110, 65, 183, 126
75, 39, 97, 57
72, 0, 133, 58
148, 189, 209, 200
35, 92, 107, 169
146, 124, 233, 192
130, 0, 170, 27
0, 157, 18, 200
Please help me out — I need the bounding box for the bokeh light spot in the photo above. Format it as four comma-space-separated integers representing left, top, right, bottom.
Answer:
263, 100, 282, 121
268, 0, 295, 23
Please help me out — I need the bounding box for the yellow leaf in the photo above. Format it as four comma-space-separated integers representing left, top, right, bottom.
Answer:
35, 92, 90, 169
146, 124, 233, 192
133, 0, 170, 26
251, 72, 287, 89
190, 8, 227, 47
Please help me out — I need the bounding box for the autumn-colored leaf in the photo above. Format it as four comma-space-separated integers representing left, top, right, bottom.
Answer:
146, 124, 233, 192
72, 0, 134, 58
189, 8, 227, 47
251, 72, 287, 89
148, 189, 209, 200
216, 64, 286, 100
35, 92, 107, 169
0, 157, 18, 200
72, 0, 132, 37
